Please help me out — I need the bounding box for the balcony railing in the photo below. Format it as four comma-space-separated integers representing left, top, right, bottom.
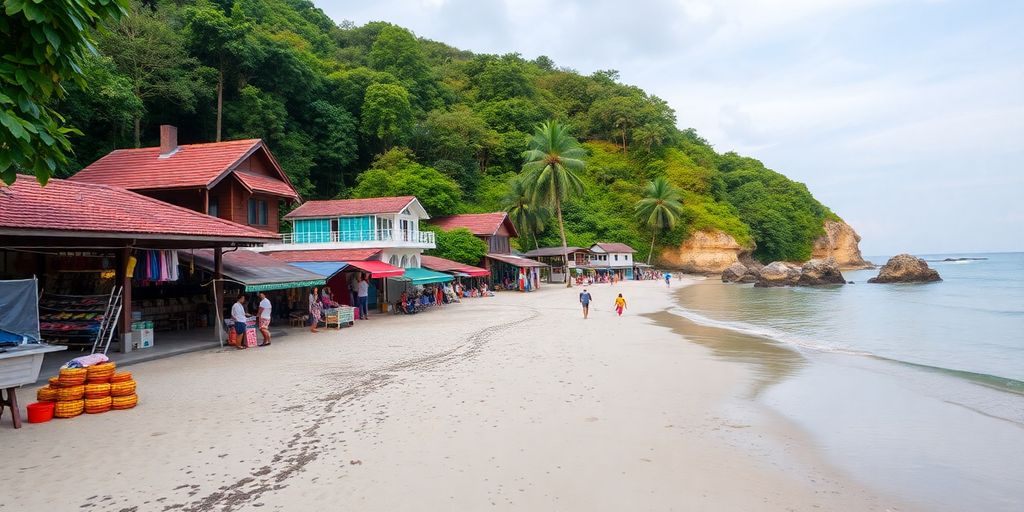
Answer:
280, 229, 435, 245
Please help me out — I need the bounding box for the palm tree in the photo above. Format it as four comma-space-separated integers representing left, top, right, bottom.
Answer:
635, 176, 684, 264
521, 121, 586, 287
502, 176, 549, 250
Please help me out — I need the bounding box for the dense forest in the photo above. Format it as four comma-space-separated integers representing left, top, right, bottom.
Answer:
52, 0, 837, 263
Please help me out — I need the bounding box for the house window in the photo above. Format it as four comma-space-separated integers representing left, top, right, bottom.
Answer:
248, 198, 268, 226
208, 196, 219, 218
614, 254, 619, 261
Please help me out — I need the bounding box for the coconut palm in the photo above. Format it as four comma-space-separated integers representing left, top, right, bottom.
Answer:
502, 176, 549, 250
635, 176, 685, 264
521, 121, 586, 287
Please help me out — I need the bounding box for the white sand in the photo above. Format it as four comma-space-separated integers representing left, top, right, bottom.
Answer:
1, 279, 911, 511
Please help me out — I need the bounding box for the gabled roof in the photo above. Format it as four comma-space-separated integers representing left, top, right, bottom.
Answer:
429, 212, 519, 238
264, 249, 382, 262
591, 242, 636, 254
0, 178, 276, 242
70, 139, 299, 200
420, 255, 490, 277
284, 196, 426, 220
524, 246, 588, 258
234, 171, 299, 199
485, 253, 547, 268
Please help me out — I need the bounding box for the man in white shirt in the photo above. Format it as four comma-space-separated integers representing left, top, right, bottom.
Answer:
357, 275, 370, 319
257, 291, 272, 346
230, 295, 249, 349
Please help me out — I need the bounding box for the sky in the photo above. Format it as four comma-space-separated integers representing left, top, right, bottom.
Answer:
318, 0, 1024, 256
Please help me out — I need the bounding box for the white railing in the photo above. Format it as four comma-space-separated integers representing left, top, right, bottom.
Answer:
281, 229, 435, 245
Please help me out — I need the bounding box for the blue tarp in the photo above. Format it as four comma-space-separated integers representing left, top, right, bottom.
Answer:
288, 262, 349, 278
0, 278, 40, 343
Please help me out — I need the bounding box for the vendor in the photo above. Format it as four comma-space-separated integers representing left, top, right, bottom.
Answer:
321, 286, 339, 308
231, 295, 248, 349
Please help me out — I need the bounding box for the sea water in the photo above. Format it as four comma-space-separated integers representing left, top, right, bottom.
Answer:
670, 252, 1024, 511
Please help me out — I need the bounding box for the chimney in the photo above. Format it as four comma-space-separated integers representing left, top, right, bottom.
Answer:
159, 125, 179, 158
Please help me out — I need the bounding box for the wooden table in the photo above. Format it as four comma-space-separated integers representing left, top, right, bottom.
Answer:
0, 344, 67, 428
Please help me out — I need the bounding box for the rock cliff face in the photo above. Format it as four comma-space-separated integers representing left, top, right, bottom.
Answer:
659, 230, 750, 274
812, 220, 873, 269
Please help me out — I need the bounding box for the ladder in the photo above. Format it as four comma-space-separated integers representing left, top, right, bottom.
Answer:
91, 286, 123, 355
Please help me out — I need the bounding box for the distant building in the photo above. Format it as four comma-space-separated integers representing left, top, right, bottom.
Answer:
523, 246, 593, 283
255, 196, 435, 269
588, 242, 636, 279
428, 212, 545, 291
429, 212, 518, 254
71, 125, 300, 233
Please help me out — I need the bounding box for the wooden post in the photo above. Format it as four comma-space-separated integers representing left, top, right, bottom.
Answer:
213, 247, 224, 345
119, 247, 133, 353
202, 188, 209, 215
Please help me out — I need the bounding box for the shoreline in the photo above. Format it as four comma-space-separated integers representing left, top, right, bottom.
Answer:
666, 277, 1024, 512
3, 280, 916, 511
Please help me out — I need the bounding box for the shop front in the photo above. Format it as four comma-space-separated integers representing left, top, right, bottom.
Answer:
0, 178, 279, 358
484, 253, 546, 292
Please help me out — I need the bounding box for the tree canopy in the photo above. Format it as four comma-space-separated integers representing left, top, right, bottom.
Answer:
32, 0, 841, 264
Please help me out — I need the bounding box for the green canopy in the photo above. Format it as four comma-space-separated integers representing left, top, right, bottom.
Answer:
245, 279, 325, 292
399, 267, 454, 285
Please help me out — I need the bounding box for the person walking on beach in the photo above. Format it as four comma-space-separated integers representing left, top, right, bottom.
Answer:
613, 293, 627, 316
579, 288, 593, 319
664, 272, 671, 287
257, 291, 272, 346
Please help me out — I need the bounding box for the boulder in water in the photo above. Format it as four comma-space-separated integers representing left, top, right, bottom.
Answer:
868, 254, 942, 283
754, 262, 802, 287
721, 262, 748, 283
798, 258, 846, 286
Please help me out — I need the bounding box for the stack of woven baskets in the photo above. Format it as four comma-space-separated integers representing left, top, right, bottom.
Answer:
36, 362, 139, 419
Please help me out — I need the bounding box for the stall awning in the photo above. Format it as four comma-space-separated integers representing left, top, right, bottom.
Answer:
420, 255, 490, 277
288, 261, 349, 279
181, 250, 326, 292
485, 253, 547, 268
398, 267, 454, 285
346, 260, 405, 278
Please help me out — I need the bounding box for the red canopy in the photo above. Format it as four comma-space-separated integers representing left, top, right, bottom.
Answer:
346, 260, 405, 278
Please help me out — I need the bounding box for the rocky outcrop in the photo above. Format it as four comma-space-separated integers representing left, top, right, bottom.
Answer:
754, 262, 802, 287
751, 259, 845, 287
812, 220, 873, 269
721, 262, 747, 283
868, 254, 942, 283
660, 230, 751, 274
797, 258, 846, 286
721, 262, 760, 283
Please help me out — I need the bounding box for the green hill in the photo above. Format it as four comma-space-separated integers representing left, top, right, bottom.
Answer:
58, 0, 838, 263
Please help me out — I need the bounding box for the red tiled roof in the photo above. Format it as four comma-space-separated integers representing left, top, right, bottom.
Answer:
235, 171, 299, 200
0, 178, 277, 241
284, 196, 416, 220
71, 139, 299, 201
71, 139, 263, 190
421, 255, 490, 277
592, 242, 636, 253
264, 249, 382, 262
429, 212, 518, 237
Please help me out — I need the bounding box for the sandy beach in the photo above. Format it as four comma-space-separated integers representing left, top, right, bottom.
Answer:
1, 279, 911, 511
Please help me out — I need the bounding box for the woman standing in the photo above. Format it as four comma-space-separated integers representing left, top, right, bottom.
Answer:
309, 287, 323, 333
613, 293, 627, 316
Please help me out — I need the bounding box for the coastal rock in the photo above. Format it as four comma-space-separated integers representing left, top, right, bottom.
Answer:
721, 262, 748, 283
797, 258, 846, 286
754, 261, 802, 287
812, 220, 874, 269
868, 254, 942, 283
660, 230, 752, 274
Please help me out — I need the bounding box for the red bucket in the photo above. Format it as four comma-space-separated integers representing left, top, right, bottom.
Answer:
27, 402, 55, 423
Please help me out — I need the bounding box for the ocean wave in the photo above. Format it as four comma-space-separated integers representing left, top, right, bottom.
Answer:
665, 305, 1024, 396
